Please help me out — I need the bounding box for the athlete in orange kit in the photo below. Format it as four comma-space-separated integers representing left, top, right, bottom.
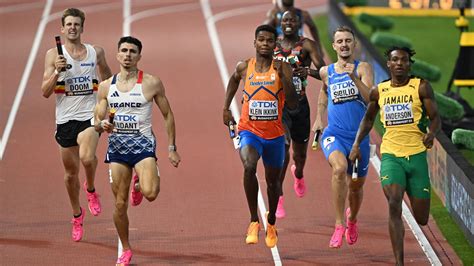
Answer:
223, 24, 297, 248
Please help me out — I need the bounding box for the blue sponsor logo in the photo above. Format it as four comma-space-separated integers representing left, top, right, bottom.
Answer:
80, 62, 95, 67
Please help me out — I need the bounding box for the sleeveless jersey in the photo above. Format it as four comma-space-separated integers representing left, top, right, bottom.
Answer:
274, 36, 307, 97
238, 58, 285, 139
326, 61, 366, 133
107, 71, 153, 138
276, 9, 303, 36
378, 77, 428, 157
54, 44, 98, 124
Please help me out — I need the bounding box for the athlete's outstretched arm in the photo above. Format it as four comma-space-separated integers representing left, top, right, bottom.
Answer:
153, 76, 180, 167
349, 87, 380, 162
223, 61, 246, 126
94, 45, 112, 81
419, 80, 441, 149
275, 60, 297, 110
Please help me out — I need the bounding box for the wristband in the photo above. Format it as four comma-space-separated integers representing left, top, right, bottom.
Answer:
168, 145, 177, 152
54, 69, 59, 76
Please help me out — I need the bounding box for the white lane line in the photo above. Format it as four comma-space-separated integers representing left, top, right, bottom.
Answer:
0, 0, 54, 160
200, 0, 281, 265
0, 2, 43, 14
123, 0, 131, 36
212, 3, 271, 23
126, 3, 200, 25
370, 154, 441, 265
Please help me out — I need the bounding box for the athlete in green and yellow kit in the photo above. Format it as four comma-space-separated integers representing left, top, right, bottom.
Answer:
349, 47, 441, 266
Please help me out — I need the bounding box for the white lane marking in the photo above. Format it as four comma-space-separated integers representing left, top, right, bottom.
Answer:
0, 2, 43, 14
200, 0, 281, 265
0, 0, 54, 160
370, 154, 441, 265
212, 3, 271, 23
123, 0, 131, 36
126, 3, 200, 26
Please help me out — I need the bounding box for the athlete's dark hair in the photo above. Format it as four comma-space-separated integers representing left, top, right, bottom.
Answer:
255, 24, 277, 39
385, 46, 416, 63
118, 36, 142, 54
62, 8, 85, 27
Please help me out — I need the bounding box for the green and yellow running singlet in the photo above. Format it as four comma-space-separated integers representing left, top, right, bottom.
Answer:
378, 77, 429, 157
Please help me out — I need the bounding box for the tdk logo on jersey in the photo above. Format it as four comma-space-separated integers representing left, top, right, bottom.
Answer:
251, 101, 277, 108
115, 115, 137, 121
66, 76, 91, 84
80, 62, 95, 67
385, 104, 410, 112
331, 80, 355, 89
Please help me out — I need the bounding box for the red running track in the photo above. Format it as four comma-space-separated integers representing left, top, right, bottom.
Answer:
0, 0, 460, 265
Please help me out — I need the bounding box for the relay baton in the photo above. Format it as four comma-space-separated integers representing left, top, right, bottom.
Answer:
228, 121, 236, 139
55, 36, 66, 71
108, 108, 116, 124
311, 130, 321, 150
352, 159, 359, 181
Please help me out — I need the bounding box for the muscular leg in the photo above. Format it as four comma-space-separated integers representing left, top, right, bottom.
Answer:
77, 127, 99, 191
134, 158, 160, 202
59, 146, 81, 216
278, 143, 290, 196
328, 151, 348, 225
264, 165, 282, 225
383, 184, 406, 266
110, 163, 133, 250
408, 196, 430, 226
347, 176, 366, 221
292, 141, 308, 179
239, 146, 261, 222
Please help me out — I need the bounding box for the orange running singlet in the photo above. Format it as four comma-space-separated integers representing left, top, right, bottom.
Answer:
238, 58, 285, 139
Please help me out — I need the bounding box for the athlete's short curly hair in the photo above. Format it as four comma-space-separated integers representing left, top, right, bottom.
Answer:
255, 24, 277, 39
385, 47, 416, 63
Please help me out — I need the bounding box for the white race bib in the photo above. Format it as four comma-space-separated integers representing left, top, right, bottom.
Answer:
384, 103, 414, 126
114, 114, 140, 134
65, 76, 93, 96
249, 100, 278, 121
330, 80, 358, 104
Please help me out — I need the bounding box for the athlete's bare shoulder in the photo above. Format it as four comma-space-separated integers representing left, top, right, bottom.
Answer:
141, 73, 164, 95
92, 45, 105, 56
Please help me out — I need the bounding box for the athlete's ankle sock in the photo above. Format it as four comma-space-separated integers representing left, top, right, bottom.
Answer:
87, 188, 95, 193
73, 209, 82, 218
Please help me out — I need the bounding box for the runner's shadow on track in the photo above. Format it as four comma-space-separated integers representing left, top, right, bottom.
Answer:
132, 250, 226, 264
0, 237, 52, 248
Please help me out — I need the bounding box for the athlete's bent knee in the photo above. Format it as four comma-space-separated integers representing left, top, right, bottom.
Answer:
80, 155, 97, 168
142, 186, 159, 202
332, 165, 346, 181
387, 198, 403, 216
